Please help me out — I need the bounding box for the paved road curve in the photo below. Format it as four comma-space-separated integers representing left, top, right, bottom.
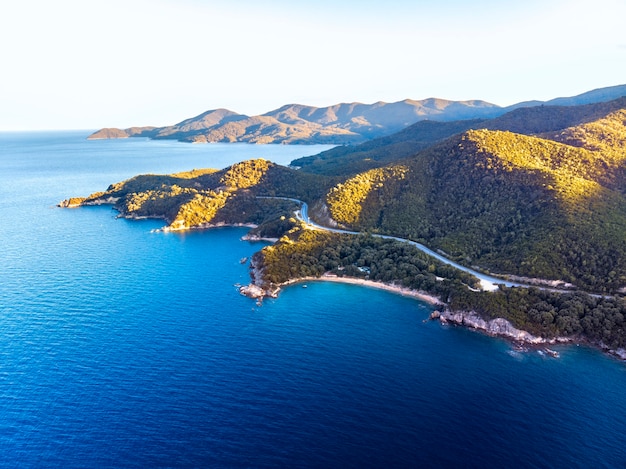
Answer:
259, 196, 524, 291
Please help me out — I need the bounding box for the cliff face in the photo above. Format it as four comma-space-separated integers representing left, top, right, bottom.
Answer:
436, 310, 568, 345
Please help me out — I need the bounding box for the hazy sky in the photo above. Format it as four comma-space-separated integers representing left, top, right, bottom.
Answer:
1, 0, 625, 130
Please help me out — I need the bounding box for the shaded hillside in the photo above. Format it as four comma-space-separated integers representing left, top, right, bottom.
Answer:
485, 96, 626, 135
295, 97, 626, 176
323, 119, 626, 292
543, 84, 626, 107
291, 119, 485, 175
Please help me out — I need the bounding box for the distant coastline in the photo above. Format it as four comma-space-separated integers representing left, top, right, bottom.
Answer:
86, 84, 626, 145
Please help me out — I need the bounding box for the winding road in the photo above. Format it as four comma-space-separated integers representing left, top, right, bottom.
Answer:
259, 196, 528, 291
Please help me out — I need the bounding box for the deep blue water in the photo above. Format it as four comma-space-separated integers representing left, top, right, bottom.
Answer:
1, 131, 625, 468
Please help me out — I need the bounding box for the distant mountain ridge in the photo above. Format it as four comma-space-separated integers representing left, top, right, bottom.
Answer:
88, 98, 502, 144
293, 95, 626, 175
88, 84, 626, 145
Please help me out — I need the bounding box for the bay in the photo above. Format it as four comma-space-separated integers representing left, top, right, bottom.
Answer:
0, 131, 625, 468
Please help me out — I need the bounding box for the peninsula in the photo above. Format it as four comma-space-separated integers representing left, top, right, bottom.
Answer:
67, 86, 626, 360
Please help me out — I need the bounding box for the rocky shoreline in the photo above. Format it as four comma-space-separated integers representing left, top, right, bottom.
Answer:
238, 257, 280, 300
430, 310, 570, 345
430, 309, 626, 361
238, 265, 626, 361
58, 196, 119, 208
60, 198, 626, 362
160, 221, 259, 233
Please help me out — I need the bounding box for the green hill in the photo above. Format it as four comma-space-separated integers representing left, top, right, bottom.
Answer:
322, 119, 626, 292
72, 160, 332, 233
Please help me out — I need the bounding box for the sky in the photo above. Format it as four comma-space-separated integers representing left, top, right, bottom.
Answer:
1, 0, 625, 130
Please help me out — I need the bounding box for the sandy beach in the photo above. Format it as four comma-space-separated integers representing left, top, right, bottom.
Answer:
280, 274, 443, 306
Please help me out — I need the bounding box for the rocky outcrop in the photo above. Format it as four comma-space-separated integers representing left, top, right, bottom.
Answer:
240, 233, 278, 242
434, 310, 571, 345
83, 196, 120, 206
58, 197, 86, 208
238, 284, 267, 299
597, 342, 626, 361
238, 255, 279, 300
612, 348, 626, 360
58, 194, 118, 208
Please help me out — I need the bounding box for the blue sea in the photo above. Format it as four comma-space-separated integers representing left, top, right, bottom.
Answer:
1, 131, 625, 468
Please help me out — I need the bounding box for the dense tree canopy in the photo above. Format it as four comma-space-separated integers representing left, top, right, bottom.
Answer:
254, 227, 626, 349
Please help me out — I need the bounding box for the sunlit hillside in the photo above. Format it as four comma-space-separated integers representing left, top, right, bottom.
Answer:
323, 109, 626, 292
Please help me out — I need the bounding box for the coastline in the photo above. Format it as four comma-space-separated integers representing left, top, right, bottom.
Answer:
433, 310, 570, 345
279, 274, 444, 306
432, 310, 626, 361
239, 269, 626, 361
62, 199, 626, 362
160, 221, 259, 233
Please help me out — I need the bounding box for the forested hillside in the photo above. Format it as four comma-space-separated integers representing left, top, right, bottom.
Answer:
71, 160, 333, 232
321, 99, 626, 292
75, 98, 626, 292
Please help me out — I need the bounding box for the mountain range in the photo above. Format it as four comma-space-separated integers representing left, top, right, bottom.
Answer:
293, 94, 626, 175
88, 84, 626, 145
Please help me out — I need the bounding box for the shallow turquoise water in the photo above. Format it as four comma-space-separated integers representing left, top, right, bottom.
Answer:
0, 131, 625, 468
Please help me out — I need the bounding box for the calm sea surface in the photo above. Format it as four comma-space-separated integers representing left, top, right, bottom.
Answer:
1, 131, 625, 468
